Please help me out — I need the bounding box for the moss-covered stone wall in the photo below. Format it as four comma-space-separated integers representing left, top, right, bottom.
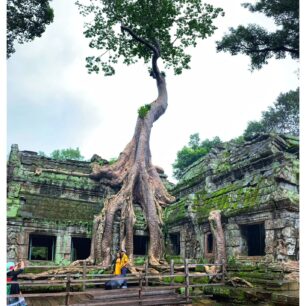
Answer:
7, 145, 113, 221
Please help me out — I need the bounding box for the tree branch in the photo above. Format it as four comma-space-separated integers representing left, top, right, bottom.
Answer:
244, 45, 299, 56
120, 24, 162, 81
121, 24, 159, 56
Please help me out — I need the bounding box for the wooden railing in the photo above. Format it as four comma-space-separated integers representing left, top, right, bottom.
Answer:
7, 259, 225, 305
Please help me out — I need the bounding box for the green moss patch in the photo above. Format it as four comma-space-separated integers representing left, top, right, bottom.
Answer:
163, 275, 185, 283
138, 104, 151, 118
163, 199, 189, 224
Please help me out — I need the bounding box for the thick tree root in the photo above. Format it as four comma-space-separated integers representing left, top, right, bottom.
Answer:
226, 277, 254, 288
208, 210, 226, 265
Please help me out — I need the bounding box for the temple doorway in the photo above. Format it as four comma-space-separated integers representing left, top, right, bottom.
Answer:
169, 233, 181, 255
71, 237, 91, 261
133, 235, 148, 255
241, 223, 265, 256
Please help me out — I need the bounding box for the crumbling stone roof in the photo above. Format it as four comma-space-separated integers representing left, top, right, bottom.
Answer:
7, 145, 114, 224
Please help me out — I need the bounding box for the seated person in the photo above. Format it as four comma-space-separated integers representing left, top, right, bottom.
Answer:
120, 249, 129, 288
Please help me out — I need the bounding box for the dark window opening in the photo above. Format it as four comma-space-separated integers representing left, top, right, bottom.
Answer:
169, 233, 180, 255
241, 223, 265, 256
133, 235, 148, 255
71, 237, 91, 261
28, 234, 56, 261
206, 233, 213, 254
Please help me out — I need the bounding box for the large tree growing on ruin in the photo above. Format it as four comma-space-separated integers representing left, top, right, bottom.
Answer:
77, 0, 223, 267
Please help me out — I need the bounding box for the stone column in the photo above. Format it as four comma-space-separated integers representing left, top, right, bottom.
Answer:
55, 234, 72, 263
264, 220, 275, 257
224, 223, 241, 258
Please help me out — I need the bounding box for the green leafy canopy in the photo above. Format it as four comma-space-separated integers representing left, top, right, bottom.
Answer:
244, 88, 299, 137
76, 0, 224, 75
7, 0, 54, 58
216, 0, 299, 70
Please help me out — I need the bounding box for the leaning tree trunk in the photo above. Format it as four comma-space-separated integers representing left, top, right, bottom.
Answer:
87, 34, 175, 267
208, 210, 226, 265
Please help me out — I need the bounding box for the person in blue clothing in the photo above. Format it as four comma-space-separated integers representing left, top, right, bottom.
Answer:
120, 249, 129, 288
7, 260, 27, 306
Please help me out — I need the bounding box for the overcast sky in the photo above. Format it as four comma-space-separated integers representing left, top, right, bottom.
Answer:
7, 0, 299, 182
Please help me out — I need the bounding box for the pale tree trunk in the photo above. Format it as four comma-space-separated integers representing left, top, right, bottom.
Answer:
86, 26, 175, 267
208, 210, 227, 265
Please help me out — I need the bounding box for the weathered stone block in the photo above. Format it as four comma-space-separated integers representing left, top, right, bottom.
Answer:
226, 237, 241, 247
266, 229, 274, 240
17, 245, 29, 259
282, 227, 294, 238
265, 239, 275, 254
285, 237, 296, 245
17, 232, 27, 245
226, 224, 239, 230
280, 211, 299, 220
265, 219, 287, 230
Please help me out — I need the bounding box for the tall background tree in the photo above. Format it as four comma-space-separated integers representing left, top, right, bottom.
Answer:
172, 133, 222, 180
216, 0, 299, 70
76, 0, 224, 266
38, 148, 84, 161
7, 0, 54, 58
244, 88, 299, 137
50, 147, 84, 161
173, 88, 299, 179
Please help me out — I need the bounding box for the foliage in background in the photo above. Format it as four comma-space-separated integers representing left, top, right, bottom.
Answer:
38, 147, 85, 161
31, 247, 48, 260
244, 88, 299, 137
216, 0, 299, 70
38, 151, 47, 157
76, 0, 224, 75
172, 133, 222, 180
50, 147, 84, 161
173, 87, 299, 179
108, 157, 118, 165
7, 0, 54, 58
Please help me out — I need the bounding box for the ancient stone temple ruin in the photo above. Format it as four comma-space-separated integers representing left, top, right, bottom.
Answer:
7, 145, 111, 263
164, 133, 299, 262
7, 133, 299, 266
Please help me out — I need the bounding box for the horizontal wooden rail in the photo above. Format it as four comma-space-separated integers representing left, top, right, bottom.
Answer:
24, 265, 105, 269
8, 260, 225, 305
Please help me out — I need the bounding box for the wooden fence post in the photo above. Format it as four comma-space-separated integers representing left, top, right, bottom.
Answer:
184, 258, 190, 300
145, 260, 149, 286
138, 271, 143, 299
170, 259, 174, 286
65, 273, 71, 306
82, 261, 86, 291
221, 259, 225, 283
